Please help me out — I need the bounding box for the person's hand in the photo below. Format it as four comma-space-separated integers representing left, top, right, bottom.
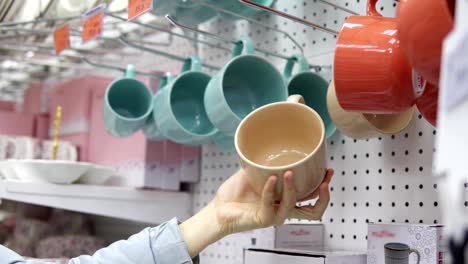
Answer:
212, 169, 334, 236
180, 169, 333, 258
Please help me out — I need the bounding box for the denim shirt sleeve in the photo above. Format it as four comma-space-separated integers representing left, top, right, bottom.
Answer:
0, 218, 199, 264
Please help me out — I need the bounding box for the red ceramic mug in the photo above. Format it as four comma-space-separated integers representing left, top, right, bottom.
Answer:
416, 82, 438, 127
334, 0, 423, 114
397, 0, 455, 85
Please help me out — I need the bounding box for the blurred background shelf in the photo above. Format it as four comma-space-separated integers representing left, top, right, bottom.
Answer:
0, 180, 193, 224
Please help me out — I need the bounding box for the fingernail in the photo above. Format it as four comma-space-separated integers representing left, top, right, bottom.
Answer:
284, 174, 292, 183
271, 176, 278, 184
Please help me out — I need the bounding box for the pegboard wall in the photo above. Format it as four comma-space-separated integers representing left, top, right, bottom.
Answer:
185, 1, 466, 263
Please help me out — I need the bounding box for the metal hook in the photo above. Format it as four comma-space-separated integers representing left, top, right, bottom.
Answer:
105, 12, 230, 53
166, 15, 325, 70
238, 0, 339, 35
78, 56, 166, 78
317, 0, 359, 15
189, 0, 303, 53
118, 36, 221, 71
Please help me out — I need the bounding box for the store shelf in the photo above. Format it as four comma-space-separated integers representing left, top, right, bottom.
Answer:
0, 180, 193, 224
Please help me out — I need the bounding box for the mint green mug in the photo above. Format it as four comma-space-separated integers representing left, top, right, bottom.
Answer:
213, 131, 235, 152
143, 73, 174, 141
153, 56, 217, 145
174, 1, 218, 25
151, 0, 176, 15
103, 65, 153, 137
204, 37, 287, 136
284, 54, 336, 138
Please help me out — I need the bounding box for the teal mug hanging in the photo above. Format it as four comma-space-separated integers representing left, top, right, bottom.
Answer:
284, 54, 336, 138
143, 73, 174, 141
103, 65, 153, 138
153, 56, 217, 145
204, 36, 287, 136
174, 1, 218, 25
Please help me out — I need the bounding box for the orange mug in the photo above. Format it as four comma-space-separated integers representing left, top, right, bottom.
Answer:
397, 0, 455, 85
334, 0, 422, 114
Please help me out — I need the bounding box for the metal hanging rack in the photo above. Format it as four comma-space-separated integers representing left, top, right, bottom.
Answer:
0, 10, 124, 28
166, 15, 327, 70
317, 0, 359, 15
238, 0, 339, 35
79, 55, 166, 79
189, 0, 303, 53
105, 12, 230, 53
118, 36, 221, 70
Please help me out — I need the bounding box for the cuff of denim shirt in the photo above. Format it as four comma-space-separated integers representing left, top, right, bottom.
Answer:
150, 218, 199, 264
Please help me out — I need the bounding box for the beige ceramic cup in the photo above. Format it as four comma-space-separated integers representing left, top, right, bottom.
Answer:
327, 81, 415, 139
235, 95, 327, 201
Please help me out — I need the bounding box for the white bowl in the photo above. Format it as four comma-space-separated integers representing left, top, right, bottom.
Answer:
0, 160, 18, 180
8, 160, 90, 184
77, 164, 115, 185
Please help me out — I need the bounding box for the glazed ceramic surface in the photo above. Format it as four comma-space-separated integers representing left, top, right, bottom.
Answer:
327, 81, 414, 139
235, 95, 326, 201
334, 0, 416, 114
397, 0, 455, 85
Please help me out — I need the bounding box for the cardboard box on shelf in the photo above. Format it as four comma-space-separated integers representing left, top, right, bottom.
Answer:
244, 248, 366, 264
48, 77, 96, 136
0, 112, 35, 137
180, 146, 201, 183
367, 223, 446, 264
34, 114, 50, 140
59, 133, 89, 161
23, 82, 49, 114
0, 100, 16, 112
230, 223, 324, 257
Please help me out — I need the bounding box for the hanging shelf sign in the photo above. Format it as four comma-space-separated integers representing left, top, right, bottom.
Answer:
82, 3, 107, 43
128, 0, 153, 21
53, 24, 70, 54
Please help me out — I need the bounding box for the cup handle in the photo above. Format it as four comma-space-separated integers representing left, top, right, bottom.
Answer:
159, 73, 176, 89
366, 0, 382, 16
284, 54, 310, 80
287, 94, 305, 104
409, 248, 421, 264
232, 36, 255, 58
125, 64, 136, 78
181, 56, 202, 73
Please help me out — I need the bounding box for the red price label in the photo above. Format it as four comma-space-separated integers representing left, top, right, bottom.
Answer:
53, 24, 70, 54
128, 0, 153, 21
82, 11, 104, 43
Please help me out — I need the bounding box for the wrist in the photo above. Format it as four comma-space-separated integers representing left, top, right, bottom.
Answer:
180, 202, 225, 258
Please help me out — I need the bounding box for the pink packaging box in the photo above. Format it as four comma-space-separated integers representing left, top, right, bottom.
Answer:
180, 146, 201, 183
0, 100, 16, 112
49, 76, 109, 136
88, 77, 181, 190
23, 82, 49, 114
0, 111, 35, 137
59, 133, 89, 161
34, 114, 50, 140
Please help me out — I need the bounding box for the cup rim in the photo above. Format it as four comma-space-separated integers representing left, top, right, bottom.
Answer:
384, 242, 410, 251
219, 54, 288, 124
160, 71, 218, 139
234, 101, 325, 170
105, 77, 153, 122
